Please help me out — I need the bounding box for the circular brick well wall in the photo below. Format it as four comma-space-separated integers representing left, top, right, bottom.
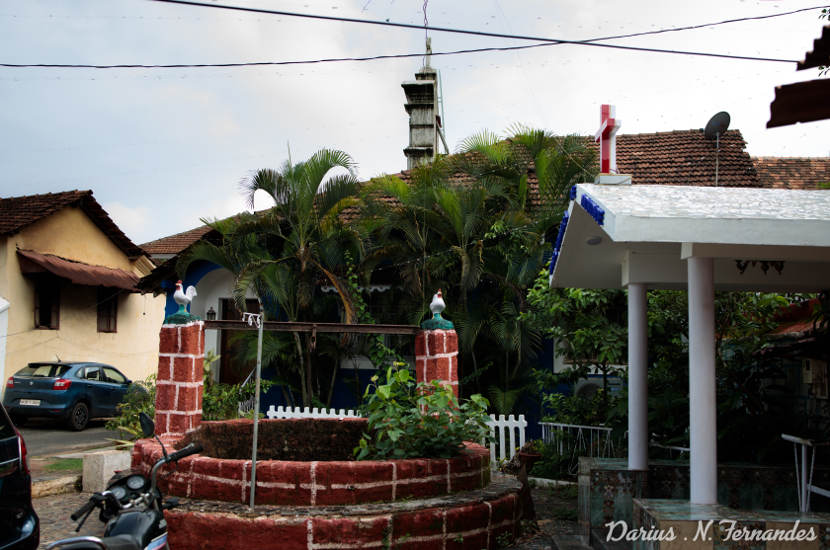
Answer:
133, 418, 492, 506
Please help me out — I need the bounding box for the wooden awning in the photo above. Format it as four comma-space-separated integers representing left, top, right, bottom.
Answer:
17, 249, 139, 291
798, 25, 830, 71
767, 78, 830, 128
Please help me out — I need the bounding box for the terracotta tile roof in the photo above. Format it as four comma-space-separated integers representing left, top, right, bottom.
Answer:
612, 129, 759, 187
752, 157, 830, 190
141, 225, 215, 255
146, 128, 825, 255
0, 189, 145, 258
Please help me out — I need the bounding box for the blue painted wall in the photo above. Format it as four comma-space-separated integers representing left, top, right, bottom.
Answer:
161, 260, 221, 317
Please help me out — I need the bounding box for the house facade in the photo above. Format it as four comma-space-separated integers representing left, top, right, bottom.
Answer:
0, 190, 166, 394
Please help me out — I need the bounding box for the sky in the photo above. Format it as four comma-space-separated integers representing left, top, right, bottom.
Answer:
1, 0, 828, 246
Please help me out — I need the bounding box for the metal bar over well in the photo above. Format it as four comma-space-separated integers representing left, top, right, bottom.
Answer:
205, 320, 420, 335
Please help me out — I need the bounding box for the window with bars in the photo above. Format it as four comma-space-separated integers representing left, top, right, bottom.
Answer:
97, 288, 118, 333
34, 279, 60, 330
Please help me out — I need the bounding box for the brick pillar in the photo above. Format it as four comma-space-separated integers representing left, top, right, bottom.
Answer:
155, 320, 204, 437
415, 329, 460, 397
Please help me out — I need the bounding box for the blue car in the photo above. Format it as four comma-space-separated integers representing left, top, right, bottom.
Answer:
3, 362, 133, 431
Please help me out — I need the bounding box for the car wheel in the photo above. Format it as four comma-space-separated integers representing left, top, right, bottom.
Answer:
67, 402, 89, 431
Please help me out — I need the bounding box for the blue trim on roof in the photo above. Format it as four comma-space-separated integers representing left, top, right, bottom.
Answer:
569, 185, 577, 200
549, 209, 570, 276
580, 194, 605, 226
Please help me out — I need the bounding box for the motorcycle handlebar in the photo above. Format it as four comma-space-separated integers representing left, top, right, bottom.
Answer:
166, 443, 203, 463
70, 499, 96, 522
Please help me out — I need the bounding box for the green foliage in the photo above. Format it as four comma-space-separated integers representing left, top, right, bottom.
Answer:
541, 389, 620, 427
523, 270, 627, 422
355, 128, 597, 411
108, 351, 275, 444
527, 439, 575, 480
203, 358, 276, 421
106, 374, 156, 447
354, 364, 492, 460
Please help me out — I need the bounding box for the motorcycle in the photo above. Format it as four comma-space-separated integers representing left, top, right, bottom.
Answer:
47, 413, 202, 550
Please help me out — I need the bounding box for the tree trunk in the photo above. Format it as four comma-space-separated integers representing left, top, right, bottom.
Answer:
293, 332, 308, 405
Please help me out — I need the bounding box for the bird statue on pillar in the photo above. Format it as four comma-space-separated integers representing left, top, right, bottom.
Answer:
430, 289, 446, 316
173, 280, 197, 314
422, 289, 454, 330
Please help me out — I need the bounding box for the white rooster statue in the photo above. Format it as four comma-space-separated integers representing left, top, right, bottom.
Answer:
430, 289, 446, 317
173, 280, 197, 314
422, 288, 454, 329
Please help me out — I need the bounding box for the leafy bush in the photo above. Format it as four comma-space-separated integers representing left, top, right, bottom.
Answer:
107, 351, 274, 445
202, 377, 274, 420
528, 438, 578, 480
106, 374, 156, 447
354, 364, 492, 460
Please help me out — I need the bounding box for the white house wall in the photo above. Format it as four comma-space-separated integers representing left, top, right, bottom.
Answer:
189, 267, 257, 382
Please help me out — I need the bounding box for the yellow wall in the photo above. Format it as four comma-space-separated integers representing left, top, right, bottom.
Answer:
0, 207, 166, 392
13, 207, 138, 274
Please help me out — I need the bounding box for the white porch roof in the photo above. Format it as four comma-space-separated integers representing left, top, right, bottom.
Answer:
549, 184, 830, 292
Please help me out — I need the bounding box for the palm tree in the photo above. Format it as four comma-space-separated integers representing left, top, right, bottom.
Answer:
181, 149, 363, 406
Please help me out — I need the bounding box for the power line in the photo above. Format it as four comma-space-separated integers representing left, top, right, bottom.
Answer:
2, 2, 817, 69
143, 0, 815, 62
0, 43, 566, 69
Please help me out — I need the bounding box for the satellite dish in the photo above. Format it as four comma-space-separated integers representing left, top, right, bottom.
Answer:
704, 111, 731, 140
704, 111, 730, 186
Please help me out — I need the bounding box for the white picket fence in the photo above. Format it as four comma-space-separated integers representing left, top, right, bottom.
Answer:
487, 414, 527, 468
266, 405, 361, 419
263, 405, 527, 469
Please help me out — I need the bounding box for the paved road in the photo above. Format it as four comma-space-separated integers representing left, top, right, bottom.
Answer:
19, 418, 120, 457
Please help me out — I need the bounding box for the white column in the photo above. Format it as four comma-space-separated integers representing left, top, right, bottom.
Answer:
687, 257, 717, 504
627, 283, 648, 470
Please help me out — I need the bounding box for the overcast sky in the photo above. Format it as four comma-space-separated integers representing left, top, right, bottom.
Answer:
1, 0, 828, 245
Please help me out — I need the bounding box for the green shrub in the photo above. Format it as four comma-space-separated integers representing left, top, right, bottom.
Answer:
202, 378, 274, 420
107, 351, 273, 445
528, 438, 577, 481
106, 374, 156, 447
354, 364, 492, 460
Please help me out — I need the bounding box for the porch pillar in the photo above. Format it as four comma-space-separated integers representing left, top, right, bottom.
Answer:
687, 256, 717, 504
627, 283, 648, 471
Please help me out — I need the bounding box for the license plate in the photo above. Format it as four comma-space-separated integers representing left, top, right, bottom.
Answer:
19, 399, 40, 406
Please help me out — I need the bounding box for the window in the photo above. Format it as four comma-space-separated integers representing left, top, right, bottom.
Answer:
34, 279, 59, 329
18, 363, 71, 378
102, 367, 127, 384
82, 367, 101, 381
97, 288, 118, 333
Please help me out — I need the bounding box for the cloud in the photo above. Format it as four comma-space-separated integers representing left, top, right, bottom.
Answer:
101, 202, 153, 244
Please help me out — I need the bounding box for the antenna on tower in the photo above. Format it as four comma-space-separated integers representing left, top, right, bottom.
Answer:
704, 111, 730, 186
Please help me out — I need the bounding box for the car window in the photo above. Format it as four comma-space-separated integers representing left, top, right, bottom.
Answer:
17, 364, 71, 378
102, 367, 127, 384
82, 367, 101, 381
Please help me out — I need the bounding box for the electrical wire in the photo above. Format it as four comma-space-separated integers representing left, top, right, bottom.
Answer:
2, 2, 821, 69
142, 0, 813, 62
